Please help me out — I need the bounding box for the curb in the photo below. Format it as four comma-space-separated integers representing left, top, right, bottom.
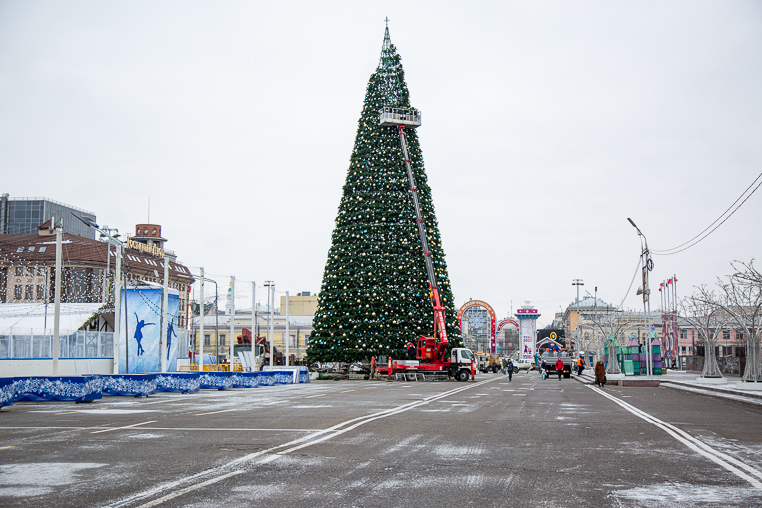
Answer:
661, 382, 762, 409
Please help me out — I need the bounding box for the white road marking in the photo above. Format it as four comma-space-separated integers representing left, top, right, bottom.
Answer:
262, 400, 290, 406
139, 427, 319, 432
305, 394, 327, 398
589, 386, 762, 490
110, 377, 500, 508
194, 409, 236, 416
91, 421, 158, 434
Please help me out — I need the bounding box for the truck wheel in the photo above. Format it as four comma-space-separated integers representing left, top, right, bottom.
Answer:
457, 370, 470, 382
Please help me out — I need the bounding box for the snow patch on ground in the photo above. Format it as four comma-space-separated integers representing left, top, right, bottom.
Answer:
123, 433, 164, 439
696, 435, 762, 471
0, 462, 105, 497
609, 482, 762, 506
432, 443, 484, 457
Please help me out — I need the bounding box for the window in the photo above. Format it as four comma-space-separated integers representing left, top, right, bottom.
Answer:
26, 266, 35, 276
14, 285, 22, 299
25, 285, 33, 300
219, 334, 226, 346
680, 329, 687, 339
27, 246, 35, 252
723, 330, 730, 341
737, 331, 745, 342
15, 267, 22, 276
37, 285, 44, 300
37, 266, 45, 275
204, 334, 211, 346
16, 247, 23, 253
722, 346, 732, 356
38, 246, 47, 253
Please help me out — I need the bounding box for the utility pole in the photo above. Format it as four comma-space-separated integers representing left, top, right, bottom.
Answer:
251, 281, 257, 371
113, 242, 122, 374
103, 234, 111, 303
264, 281, 274, 367
52, 218, 62, 376
198, 268, 205, 373
285, 291, 290, 366
572, 279, 584, 353
594, 286, 599, 363
229, 276, 235, 371
160, 256, 170, 373
270, 283, 275, 366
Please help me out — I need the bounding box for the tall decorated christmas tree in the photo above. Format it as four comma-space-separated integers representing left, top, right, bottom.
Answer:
307, 25, 461, 363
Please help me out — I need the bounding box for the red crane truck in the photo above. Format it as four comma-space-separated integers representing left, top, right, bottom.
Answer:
374, 107, 474, 382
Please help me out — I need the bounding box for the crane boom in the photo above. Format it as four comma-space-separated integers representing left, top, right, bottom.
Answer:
397, 126, 448, 346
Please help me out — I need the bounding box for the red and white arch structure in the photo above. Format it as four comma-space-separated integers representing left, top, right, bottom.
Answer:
457, 300, 496, 353
495, 318, 519, 337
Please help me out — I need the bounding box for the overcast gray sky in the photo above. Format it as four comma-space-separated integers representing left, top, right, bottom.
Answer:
1, 1, 761, 326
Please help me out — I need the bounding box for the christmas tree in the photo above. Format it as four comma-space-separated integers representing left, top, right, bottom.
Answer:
307, 25, 461, 364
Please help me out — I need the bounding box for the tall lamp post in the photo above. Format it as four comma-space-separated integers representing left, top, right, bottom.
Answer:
572, 279, 584, 353
628, 218, 654, 377
73, 214, 123, 374
264, 281, 274, 367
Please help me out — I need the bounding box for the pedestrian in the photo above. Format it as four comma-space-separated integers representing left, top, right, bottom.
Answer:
506, 358, 514, 382
534, 352, 541, 371
594, 360, 606, 387
576, 354, 586, 376
501, 358, 508, 375
555, 357, 564, 380
541, 359, 548, 380
406, 342, 416, 360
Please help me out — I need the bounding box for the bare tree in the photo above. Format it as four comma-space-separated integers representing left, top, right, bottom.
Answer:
584, 309, 643, 375
678, 286, 730, 378
713, 261, 762, 382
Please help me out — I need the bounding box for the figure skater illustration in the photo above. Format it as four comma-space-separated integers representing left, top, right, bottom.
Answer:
167, 321, 177, 361
134, 313, 155, 356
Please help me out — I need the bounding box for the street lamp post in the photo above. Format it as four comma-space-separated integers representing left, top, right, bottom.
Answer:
572, 279, 584, 353
628, 218, 654, 377
72, 215, 123, 374
264, 281, 274, 367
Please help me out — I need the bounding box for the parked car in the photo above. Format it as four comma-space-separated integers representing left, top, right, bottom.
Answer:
514, 358, 534, 371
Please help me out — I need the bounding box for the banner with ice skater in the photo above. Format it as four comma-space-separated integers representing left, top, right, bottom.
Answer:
119, 283, 180, 373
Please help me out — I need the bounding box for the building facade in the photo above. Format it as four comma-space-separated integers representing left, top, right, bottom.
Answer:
190, 293, 317, 365
0, 225, 194, 327
0, 194, 96, 239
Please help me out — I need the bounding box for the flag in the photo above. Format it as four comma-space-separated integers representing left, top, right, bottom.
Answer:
667, 278, 673, 284
674, 276, 678, 283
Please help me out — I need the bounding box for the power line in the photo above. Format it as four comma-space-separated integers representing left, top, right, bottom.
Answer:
618, 256, 642, 310
653, 171, 762, 256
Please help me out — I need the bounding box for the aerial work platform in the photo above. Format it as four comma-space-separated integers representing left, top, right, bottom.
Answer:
379, 107, 421, 128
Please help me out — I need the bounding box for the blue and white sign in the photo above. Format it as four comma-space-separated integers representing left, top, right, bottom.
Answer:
119, 284, 180, 373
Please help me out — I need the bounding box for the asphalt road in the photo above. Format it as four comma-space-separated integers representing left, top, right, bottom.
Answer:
1, 372, 761, 507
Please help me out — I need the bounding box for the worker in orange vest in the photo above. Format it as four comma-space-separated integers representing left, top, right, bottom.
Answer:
576, 354, 586, 376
